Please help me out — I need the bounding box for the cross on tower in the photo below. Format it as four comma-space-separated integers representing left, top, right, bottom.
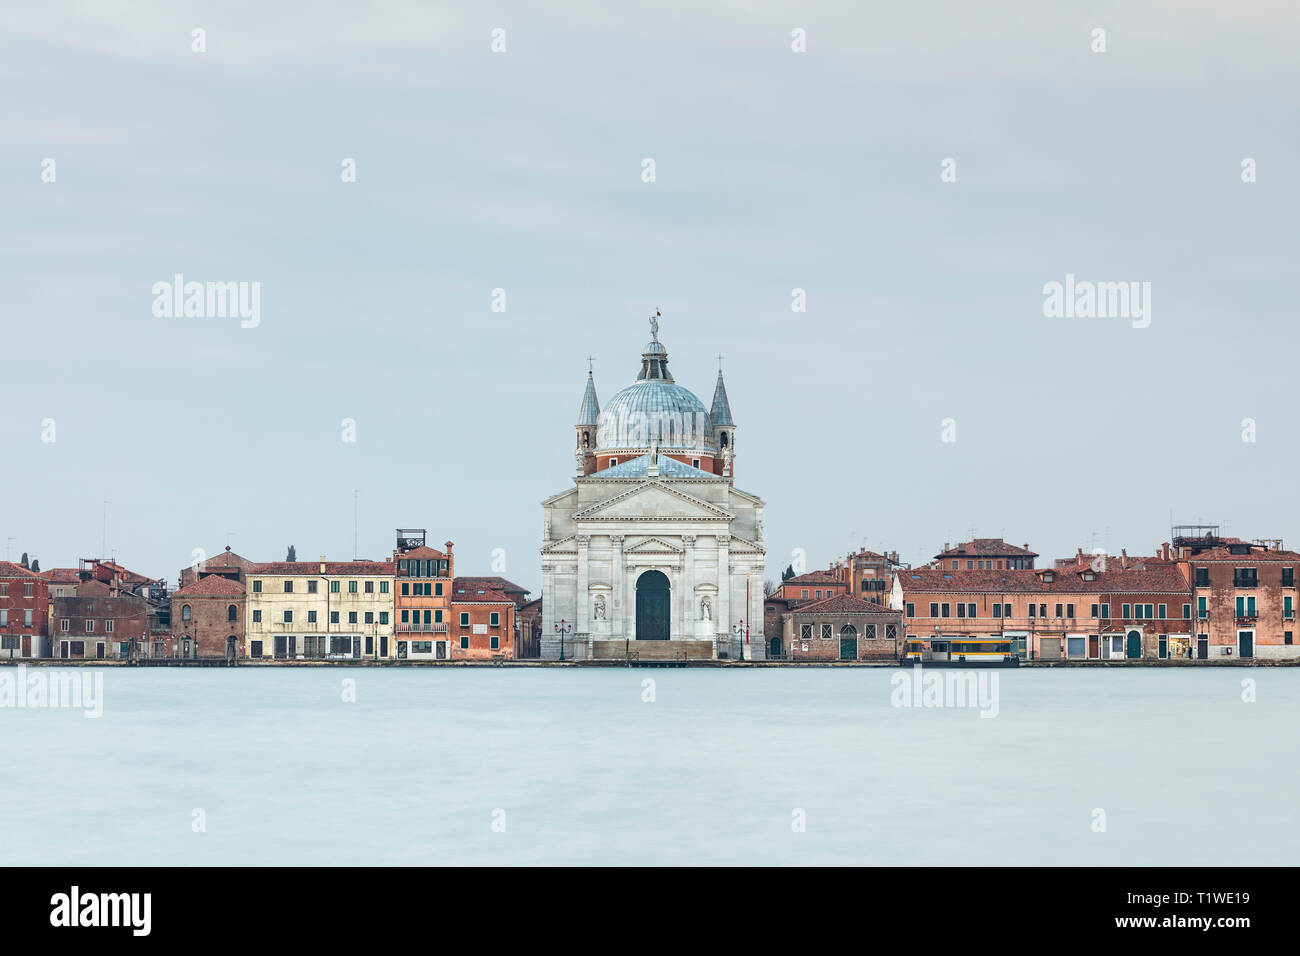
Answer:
716, 353, 724, 370
586, 355, 595, 372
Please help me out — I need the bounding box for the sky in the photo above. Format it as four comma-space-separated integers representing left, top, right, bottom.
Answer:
2, 1, 1297, 596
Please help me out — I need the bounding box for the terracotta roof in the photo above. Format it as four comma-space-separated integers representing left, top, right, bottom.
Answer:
1186, 547, 1300, 563
96, 561, 156, 584
936, 538, 1037, 559
451, 587, 515, 605
0, 561, 42, 579
791, 594, 897, 615
899, 566, 1190, 594
174, 576, 245, 597
397, 546, 446, 559
248, 561, 394, 575
40, 567, 81, 583
454, 576, 529, 594
783, 570, 844, 586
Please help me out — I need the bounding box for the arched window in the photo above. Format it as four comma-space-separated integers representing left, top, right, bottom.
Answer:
720, 432, 729, 448
841, 624, 857, 638
227, 604, 237, 622
182, 604, 192, 621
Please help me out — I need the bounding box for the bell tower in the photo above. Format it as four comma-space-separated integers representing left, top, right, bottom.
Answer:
710, 365, 735, 477
575, 362, 599, 476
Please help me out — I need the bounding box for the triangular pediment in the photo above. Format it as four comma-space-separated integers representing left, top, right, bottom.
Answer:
574, 480, 734, 522
624, 536, 684, 555
541, 535, 578, 554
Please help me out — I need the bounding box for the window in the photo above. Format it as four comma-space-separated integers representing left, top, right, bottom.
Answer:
1158, 604, 1167, 619
24, 583, 33, 598
1287, 632, 1294, 646
1028, 604, 1036, 618
252, 610, 262, 623
182, 604, 192, 621
1198, 596, 1207, 619
940, 603, 950, 618
60, 619, 69, 632
330, 611, 340, 624
364, 612, 374, 624
1194, 568, 1209, 587
380, 581, 389, 593
348, 581, 358, 593
308, 580, 318, 594
460, 613, 470, 627
993, 604, 1002, 619
1235, 596, 1257, 617
1183, 604, 1191, 620
103, 618, 112, 632
967, 561, 973, 570
380, 612, 389, 625
283, 580, 293, 593
1066, 604, 1075, 619
307, 610, 318, 623
401, 582, 410, 596
1233, 568, 1258, 588
435, 582, 444, 596
1003, 603, 1012, 618
1284, 568, 1296, 587
434, 610, 443, 623
365, 581, 374, 594
800, 624, 813, 640
929, 602, 938, 617
1039, 604, 1047, 618
283, 610, 293, 623
0, 636, 18, 650
0, 584, 6, 596
491, 612, 500, 627
1089, 604, 1098, 618
967, 603, 976, 618
1054, 603, 1063, 618
86, 620, 95, 632
330, 581, 340, 593
609, 458, 618, 467
1285, 596, 1294, 619
491, 636, 500, 650
348, 612, 358, 624
906, 603, 915, 618
252, 580, 262, 593
821, 624, 832, 640
1122, 604, 1132, 619
956, 603, 965, 618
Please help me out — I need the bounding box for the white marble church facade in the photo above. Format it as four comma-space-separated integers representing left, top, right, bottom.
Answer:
540, 318, 766, 660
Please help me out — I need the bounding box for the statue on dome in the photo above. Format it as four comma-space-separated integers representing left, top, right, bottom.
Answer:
649, 309, 660, 343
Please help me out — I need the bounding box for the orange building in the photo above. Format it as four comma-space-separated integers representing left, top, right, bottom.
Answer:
392, 530, 454, 660
776, 569, 849, 602
895, 561, 1195, 661
935, 537, 1037, 571
451, 579, 516, 659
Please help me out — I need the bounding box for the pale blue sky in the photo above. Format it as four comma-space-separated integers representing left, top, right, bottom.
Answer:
2, 1, 1297, 594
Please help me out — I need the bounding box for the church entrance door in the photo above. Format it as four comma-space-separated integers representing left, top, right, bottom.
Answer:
635, 570, 671, 640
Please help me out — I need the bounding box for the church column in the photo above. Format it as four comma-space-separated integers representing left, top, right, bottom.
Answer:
682, 535, 696, 639
576, 535, 590, 651
611, 535, 624, 639
716, 533, 730, 647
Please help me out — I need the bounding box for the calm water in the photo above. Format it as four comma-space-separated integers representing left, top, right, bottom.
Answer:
1, 667, 1294, 865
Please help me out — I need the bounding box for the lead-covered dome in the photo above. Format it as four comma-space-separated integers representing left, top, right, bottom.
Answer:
595, 339, 713, 451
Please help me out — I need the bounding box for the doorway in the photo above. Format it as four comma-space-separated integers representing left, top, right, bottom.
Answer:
635, 570, 671, 640
1238, 630, 1254, 658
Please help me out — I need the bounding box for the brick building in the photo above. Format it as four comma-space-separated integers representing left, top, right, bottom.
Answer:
53, 579, 155, 659
451, 579, 517, 659
171, 575, 245, 659
935, 538, 1038, 571
516, 597, 542, 658
0, 561, 49, 658
893, 561, 1194, 661
1169, 530, 1300, 660
775, 569, 849, 602
771, 593, 903, 661
178, 546, 255, 588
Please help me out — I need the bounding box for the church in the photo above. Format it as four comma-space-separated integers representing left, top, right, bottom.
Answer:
540, 315, 767, 661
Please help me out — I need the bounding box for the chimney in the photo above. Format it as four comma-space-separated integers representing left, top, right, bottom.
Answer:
445, 541, 454, 554
319, 555, 327, 574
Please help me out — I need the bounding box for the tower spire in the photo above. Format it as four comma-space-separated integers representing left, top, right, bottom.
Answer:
710, 367, 734, 427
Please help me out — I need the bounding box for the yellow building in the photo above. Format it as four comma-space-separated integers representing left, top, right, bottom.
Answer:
244, 558, 395, 659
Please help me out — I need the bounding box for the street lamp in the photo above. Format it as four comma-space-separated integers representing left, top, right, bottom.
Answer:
555, 619, 572, 661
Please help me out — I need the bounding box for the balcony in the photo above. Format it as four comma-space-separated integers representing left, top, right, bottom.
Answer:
397, 622, 449, 633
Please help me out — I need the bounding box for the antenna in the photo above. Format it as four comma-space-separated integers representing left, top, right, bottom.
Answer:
353, 490, 360, 560
102, 499, 110, 559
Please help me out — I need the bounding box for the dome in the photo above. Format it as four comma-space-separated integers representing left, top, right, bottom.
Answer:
597, 382, 712, 451
594, 335, 713, 452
